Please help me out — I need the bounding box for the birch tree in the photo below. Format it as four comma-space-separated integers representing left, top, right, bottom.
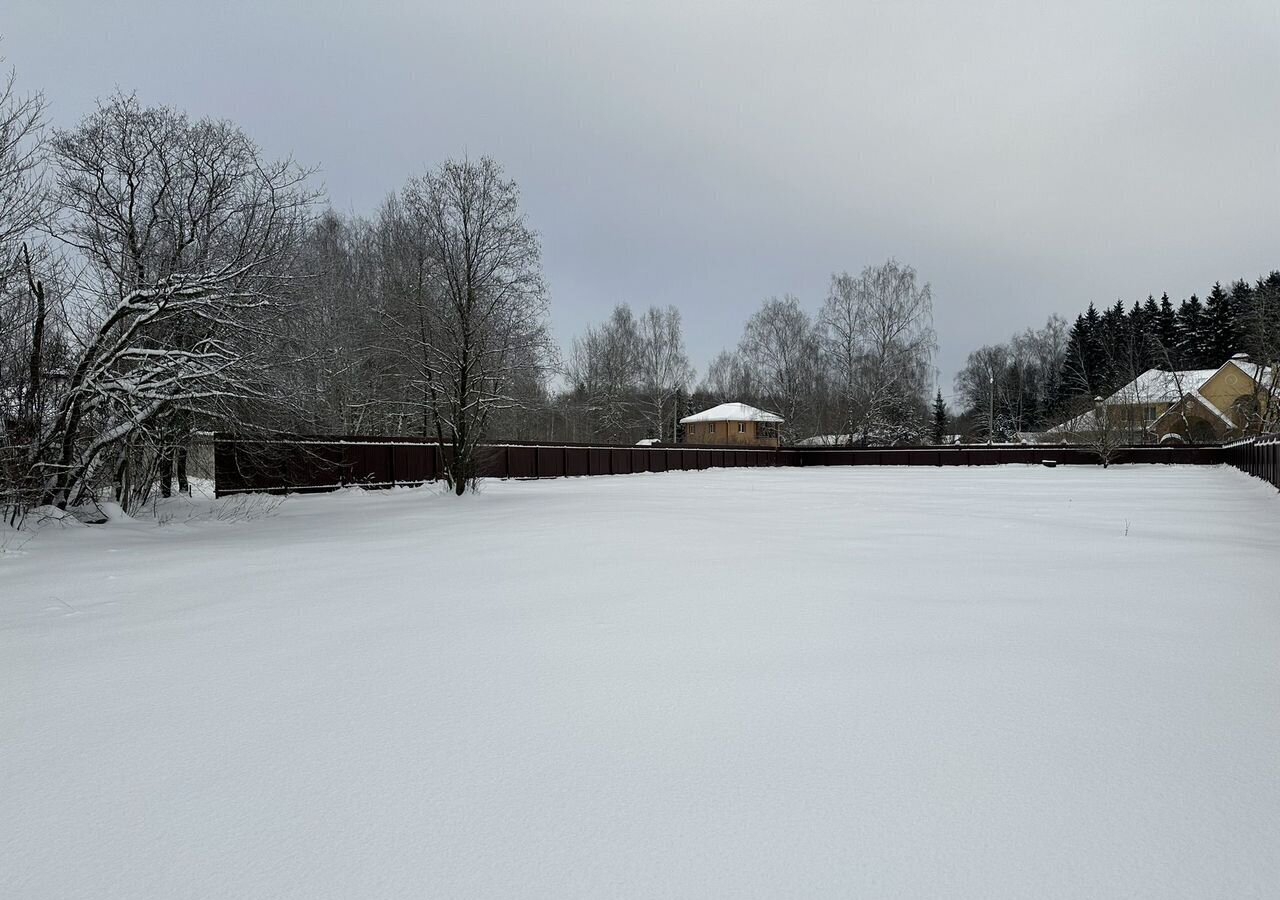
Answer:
739, 295, 819, 441
820, 260, 935, 444
636, 304, 693, 441
699, 349, 755, 404
565, 304, 641, 442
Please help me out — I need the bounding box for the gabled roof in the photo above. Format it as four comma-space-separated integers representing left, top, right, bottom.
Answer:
1150, 388, 1237, 431
680, 402, 783, 424
1148, 357, 1276, 432
1105, 368, 1218, 405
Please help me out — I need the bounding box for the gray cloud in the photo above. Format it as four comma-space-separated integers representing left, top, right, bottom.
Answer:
6, 0, 1278, 394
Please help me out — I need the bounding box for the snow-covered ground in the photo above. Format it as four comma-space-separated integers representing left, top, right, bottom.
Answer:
3, 466, 1279, 898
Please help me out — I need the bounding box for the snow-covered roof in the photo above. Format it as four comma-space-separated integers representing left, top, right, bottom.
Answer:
1047, 365, 1224, 435
680, 402, 783, 424
635, 438, 661, 446
1106, 368, 1218, 405
795, 433, 859, 447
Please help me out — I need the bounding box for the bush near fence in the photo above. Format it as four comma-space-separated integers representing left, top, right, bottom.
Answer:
211, 432, 1280, 497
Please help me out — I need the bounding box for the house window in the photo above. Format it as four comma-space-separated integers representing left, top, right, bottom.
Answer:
738, 422, 746, 433
706, 422, 715, 436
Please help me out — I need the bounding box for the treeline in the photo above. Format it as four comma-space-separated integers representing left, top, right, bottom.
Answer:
0, 69, 553, 515
1, 64, 940, 517
955, 275, 1280, 439
560, 261, 935, 447
277, 227, 939, 448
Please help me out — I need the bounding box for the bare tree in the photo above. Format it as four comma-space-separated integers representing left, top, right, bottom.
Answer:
635, 305, 693, 442
1076, 395, 1124, 467
0, 60, 51, 521
384, 158, 552, 494
954, 345, 1009, 441
37, 93, 316, 510
286, 210, 396, 433
739, 295, 819, 441
1237, 277, 1280, 435
699, 349, 755, 404
565, 304, 641, 442
820, 260, 935, 445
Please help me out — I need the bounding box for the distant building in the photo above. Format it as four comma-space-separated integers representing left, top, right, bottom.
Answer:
680, 402, 782, 447
1045, 356, 1275, 444
1149, 356, 1275, 443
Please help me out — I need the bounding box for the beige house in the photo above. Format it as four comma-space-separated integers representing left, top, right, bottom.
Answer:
1149, 356, 1275, 443
1046, 366, 1217, 441
680, 402, 783, 447
1046, 356, 1275, 444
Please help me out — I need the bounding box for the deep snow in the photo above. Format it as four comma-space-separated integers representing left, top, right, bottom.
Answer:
3, 466, 1279, 898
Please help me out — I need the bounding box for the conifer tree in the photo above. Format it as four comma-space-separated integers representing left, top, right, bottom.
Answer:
1098, 300, 1127, 387
1176, 295, 1207, 367
931, 389, 948, 445
1204, 282, 1235, 363
1156, 293, 1178, 363
1224, 280, 1253, 359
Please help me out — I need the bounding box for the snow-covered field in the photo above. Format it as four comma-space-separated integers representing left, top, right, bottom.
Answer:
3, 466, 1279, 898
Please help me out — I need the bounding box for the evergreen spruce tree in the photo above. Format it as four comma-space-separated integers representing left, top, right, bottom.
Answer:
1225, 280, 1253, 360
1176, 294, 1207, 367
1156, 292, 1178, 364
1082, 303, 1104, 387
1204, 282, 1234, 363
1141, 295, 1159, 329
931, 389, 948, 445
1098, 300, 1127, 388
1060, 313, 1088, 400
1133, 298, 1157, 370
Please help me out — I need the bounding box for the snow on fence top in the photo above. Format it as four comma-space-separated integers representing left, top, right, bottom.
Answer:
680, 402, 783, 424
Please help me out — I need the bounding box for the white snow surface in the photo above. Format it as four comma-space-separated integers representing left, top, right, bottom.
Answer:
3, 466, 1280, 898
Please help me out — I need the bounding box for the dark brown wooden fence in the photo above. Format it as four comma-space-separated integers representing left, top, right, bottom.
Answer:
787, 444, 1225, 468
212, 432, 1257, 497
1223, 433, 1280, 491
212, 435, 788, 496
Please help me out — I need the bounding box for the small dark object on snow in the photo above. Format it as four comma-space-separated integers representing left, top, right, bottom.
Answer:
69, 506, 109, 525
1041, 459, 1058, 468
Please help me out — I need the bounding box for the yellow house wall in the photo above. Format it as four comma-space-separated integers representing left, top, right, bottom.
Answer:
681, 420, 780, 447
1142, 363, 1272, 442
1197, 364, 1270, 428
1104, 401, 1174, 435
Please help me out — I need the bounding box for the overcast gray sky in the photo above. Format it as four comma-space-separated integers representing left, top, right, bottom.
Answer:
6, 0, 1278, 395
